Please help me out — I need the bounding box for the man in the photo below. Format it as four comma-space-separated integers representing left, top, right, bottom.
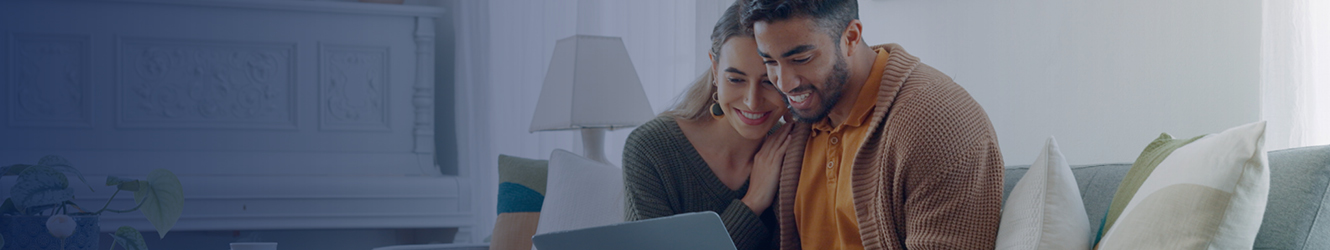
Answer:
741, 0, 1005, 249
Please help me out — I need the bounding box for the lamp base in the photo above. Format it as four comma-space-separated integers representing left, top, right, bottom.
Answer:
581, 127, 611, 164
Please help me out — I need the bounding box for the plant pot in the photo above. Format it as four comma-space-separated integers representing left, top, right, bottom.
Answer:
0, 214, 99, 250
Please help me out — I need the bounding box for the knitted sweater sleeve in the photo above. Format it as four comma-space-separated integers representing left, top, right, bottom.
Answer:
622, 117, 773, 250
892, 67, 1004, 250
622, 122, 674, 222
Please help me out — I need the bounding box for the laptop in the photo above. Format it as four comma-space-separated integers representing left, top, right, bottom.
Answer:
531, 211, 737, 250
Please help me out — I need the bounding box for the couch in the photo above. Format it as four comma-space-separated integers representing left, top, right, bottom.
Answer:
1001, 145, 1330, 249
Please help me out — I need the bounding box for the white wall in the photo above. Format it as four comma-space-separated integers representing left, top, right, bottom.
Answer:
857, 0, 1262, 165
456, 0, 726, 242
458, 0, 1264, 240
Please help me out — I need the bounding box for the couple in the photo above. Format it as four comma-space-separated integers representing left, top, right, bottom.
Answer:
624, 0, 1005, 250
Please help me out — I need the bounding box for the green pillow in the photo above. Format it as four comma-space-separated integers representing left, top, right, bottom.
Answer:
1095, 133, 1203, 245
497, 155, 548, 214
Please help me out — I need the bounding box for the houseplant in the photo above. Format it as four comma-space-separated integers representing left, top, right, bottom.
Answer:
1, 155, 183, 250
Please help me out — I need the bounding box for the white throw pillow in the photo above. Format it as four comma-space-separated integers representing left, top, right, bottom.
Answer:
997, 137, 1091, 250
533, 149, 625, 248
1097, 121, 1269, 249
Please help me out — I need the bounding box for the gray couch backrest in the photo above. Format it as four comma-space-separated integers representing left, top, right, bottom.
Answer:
1000, 145, 1330, 249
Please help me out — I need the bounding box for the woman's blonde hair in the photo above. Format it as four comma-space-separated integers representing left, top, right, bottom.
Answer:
662, 1, 750, 121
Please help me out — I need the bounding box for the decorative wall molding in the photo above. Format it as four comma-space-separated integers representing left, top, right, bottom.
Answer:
413, 17, 436, 154
2, 0, 461, 235
0, 150, 436, 176
82, 0, 445, 18
8, 33, 93, 128
67, 175, 469, 231
319, 44, 391, 131
452, 227, 479, 244
116, 37, 297, 129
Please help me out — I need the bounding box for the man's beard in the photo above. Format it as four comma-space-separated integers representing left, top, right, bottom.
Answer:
789, 53, 850, 124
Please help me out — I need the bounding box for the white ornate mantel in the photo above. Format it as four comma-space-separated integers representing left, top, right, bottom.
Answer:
0, 0, 472, 241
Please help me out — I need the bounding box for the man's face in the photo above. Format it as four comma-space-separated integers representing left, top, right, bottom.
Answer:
753, 18, 849, 124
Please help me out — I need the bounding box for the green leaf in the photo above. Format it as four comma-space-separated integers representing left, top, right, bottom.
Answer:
108, 176, 142, 192
10, 165, 72, 210
134, 169, 183, 239
0, 198, 16, 214
111, 226, 148, 250
37, 155, 70, 167
39, 156, 93, 192
1, 164, 31, 176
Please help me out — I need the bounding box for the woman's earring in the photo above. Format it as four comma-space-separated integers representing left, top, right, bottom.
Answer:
710, 92, 724, 118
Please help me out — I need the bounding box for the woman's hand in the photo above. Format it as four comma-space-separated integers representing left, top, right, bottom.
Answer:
743, 120, 796, 214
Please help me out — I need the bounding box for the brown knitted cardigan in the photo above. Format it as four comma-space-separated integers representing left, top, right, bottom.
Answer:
774, 43, 1005, 250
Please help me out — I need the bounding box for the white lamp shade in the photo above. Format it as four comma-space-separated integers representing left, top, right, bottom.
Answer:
529, 35, 656, 132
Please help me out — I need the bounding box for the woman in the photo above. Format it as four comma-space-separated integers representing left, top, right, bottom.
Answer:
622, 2, 795, 250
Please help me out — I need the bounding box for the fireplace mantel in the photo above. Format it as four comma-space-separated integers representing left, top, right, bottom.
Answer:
0, 0, 477, 241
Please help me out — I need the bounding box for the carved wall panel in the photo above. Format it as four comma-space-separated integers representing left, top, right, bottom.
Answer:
8, 34, 92, 127
1, 0, 460, 237
117, 38, 296, 129
319, 44, 390, 131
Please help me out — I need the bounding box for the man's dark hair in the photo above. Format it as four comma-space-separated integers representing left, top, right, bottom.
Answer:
741, 0, 859, 42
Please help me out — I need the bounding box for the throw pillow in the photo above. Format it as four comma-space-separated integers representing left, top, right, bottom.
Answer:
1096, 132, 1204, 243
534, 149, 625, 237
996, 137, 1091, 250
491, 154, 549, 250
1096, 121, 1269, 249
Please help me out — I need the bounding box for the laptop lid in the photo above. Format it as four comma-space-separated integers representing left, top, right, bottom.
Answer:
531, 211, 737, 250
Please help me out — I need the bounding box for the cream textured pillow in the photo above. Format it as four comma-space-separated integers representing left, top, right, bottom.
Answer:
533, 149, 625, 246
997, 137, 1091, 250
1097, 121, 1269, 249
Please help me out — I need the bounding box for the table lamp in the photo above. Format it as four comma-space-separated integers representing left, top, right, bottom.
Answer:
529, 35, 654, 165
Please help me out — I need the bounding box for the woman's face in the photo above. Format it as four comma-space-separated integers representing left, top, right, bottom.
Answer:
714, 37, 789, 140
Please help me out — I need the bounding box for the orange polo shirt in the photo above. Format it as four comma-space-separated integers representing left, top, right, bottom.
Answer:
794, 48, 889, 250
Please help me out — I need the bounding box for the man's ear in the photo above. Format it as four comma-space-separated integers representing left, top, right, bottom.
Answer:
841, 19, 864, 57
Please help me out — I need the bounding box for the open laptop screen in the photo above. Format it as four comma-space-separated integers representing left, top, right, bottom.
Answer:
531, 211, 737, 250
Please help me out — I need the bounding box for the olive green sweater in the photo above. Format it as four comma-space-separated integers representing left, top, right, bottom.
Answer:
623, 116, 778, 250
